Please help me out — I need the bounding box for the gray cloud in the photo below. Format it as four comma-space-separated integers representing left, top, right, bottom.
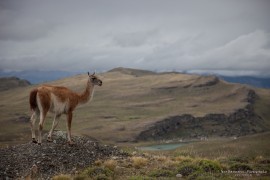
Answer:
0, 1, 55, 41
0, 0, 270, 77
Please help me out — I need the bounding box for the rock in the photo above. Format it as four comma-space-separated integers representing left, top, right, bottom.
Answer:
176, 173, 183, 178
0, 131, 128, 179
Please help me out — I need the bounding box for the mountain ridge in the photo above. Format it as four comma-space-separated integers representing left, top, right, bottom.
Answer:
1, 68, 270, 88
0, 76, 31, 91
108, 67, 157, 76
0, 68, 269, 145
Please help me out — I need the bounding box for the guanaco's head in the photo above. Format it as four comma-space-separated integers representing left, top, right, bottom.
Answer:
88, 72, 102, 86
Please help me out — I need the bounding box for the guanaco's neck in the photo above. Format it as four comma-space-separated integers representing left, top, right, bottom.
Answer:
79, 79, 95, 104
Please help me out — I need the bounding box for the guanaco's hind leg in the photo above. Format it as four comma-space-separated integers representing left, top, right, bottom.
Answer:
30, 111, 37, 143
37, 111, 47, 145
47, 114, 61, 142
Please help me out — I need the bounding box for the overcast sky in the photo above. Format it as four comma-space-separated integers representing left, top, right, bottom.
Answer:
0, 0, 270, 77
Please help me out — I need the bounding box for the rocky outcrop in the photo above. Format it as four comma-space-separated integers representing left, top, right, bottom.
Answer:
192, 76, 220, 88
0, 77, 31, 91
137, 90, 268, 141
0, 131, 127, 179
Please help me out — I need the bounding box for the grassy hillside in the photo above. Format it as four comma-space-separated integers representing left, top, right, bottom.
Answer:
0, 68, 269, 146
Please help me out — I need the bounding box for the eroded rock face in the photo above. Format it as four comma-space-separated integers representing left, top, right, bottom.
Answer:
136, 90, 268, 141
0, 131, 127, 179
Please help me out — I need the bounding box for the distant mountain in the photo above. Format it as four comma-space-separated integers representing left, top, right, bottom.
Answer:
220, 76, 270, 88
1, 68, 269, 88
0, 77, 31, 91
0, 70, 78, 84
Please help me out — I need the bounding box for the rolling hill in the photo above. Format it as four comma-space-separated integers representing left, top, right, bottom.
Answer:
0, 67, 270, 146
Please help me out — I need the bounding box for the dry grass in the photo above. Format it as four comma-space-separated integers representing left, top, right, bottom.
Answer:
52, 174, 71, 180
131, 156, 149, 168
103, 159, 117, 171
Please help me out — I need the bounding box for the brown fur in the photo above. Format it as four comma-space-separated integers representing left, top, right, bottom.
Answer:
29, 73, 102, 144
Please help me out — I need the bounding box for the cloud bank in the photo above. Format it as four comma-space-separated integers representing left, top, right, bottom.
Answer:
0, 0, 270, 77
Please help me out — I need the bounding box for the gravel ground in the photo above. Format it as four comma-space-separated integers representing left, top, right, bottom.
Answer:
0, 131, 127, 179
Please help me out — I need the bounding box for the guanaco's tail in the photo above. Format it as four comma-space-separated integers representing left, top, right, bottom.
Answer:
29, 89, 38, 111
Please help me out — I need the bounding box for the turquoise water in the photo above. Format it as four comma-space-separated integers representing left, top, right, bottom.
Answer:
138, 142, 189, 151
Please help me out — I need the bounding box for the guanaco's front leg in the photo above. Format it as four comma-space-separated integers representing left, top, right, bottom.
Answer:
66, 112, 74, 145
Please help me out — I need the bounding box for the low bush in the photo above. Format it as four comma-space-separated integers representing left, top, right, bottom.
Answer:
198, 159, 222, 173
131, 157, 148, 169
177, 158, 224, 179
103, 159, 117, 171
229, 163, 252, 171
177, 162, 201, 176
82, 166, 113, 178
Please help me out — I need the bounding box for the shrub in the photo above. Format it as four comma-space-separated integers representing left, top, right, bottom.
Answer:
178, 162, 201, 176
198, 159, 222, 173
254, 156, 270, 164
103, 159, 117, 171
82, 166, 113, 178
177, 159, 223, 178
131, 157, 148, 169
229, 163, 252, 171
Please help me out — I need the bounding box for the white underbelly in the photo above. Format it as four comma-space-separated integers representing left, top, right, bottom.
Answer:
50, 94, 69, 114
